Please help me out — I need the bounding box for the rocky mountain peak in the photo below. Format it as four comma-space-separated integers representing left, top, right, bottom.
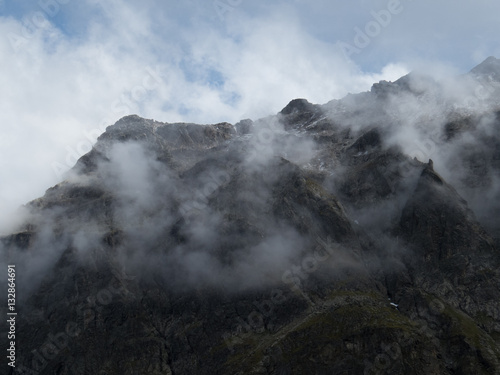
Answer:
280, 98, 317, 115
469, 55, 500, 81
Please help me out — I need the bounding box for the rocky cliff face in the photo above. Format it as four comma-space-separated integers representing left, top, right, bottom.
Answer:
2, 58, 500, 375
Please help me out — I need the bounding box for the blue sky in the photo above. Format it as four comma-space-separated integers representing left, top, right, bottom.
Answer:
0, 0, 499, 231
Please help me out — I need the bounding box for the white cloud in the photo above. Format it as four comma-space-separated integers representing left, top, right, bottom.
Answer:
3, 0, 500, 233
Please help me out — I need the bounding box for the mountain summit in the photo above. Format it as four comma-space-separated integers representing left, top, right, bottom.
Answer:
1, 58, 500, 375
470, 55, 500, 81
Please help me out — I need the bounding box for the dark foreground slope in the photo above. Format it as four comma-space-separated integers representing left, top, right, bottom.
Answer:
2, 58, 500, 374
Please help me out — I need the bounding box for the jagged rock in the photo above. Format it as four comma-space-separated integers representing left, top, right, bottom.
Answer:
470, 56, 500, 82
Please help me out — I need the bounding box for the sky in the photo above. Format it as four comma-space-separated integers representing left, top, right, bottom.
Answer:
0, 0, 499, 233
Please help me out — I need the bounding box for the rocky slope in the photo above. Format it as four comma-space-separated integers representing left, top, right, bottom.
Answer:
2, 57, 500, 374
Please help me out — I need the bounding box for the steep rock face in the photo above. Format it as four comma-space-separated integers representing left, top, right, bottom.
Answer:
2, 58, 500, 375
400, 166, 496, 263
393, 165, 500, 372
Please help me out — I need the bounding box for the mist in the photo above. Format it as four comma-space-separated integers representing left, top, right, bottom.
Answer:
321, 61, 500, 241
2, 57, 500, 305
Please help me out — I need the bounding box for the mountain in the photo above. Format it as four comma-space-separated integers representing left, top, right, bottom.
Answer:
2, 58, 500, 375
470, 56, 500, 82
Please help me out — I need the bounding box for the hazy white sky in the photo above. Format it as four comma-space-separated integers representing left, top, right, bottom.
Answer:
0, 0, 499, 232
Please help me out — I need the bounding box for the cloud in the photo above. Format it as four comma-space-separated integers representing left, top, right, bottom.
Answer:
0, 2, 410, 235
1, 1, 499, 297
28, 137, 321, 292
321, 58, 500, 244
3, 0, 500, 235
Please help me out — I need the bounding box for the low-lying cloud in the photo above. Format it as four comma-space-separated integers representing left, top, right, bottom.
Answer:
0, 1, 411, 235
